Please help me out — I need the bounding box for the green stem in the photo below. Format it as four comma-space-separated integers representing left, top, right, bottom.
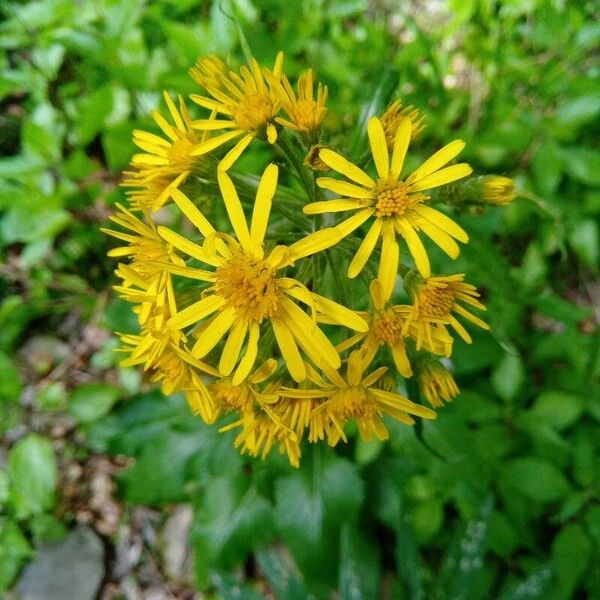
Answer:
276, 132, 315, 201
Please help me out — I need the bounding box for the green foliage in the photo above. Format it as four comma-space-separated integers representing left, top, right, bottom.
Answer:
1, 0, 599, 597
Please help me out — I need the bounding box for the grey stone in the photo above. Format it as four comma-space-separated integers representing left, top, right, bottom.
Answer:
159, 504, 194, 584
15, 525, 105, 600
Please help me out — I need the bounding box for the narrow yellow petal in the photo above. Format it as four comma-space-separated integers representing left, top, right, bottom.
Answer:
378, 222, 399, 301
390, 118, 411, 178
217, 170, 252, 250
143, 262, 215, 281
348, 218, 382, 278
413, 215, 460, 258
189, 95, 233, 116
335, 208, 375, 237
219, 319, 248, 375
406, 140, 465, 184
414, 205, 469, 243
391, 342, 412, 377
232, 323, 260, 384
151, 111, 177, 141
191, 306, 237, 358
190, 119, 237, 130
272, 319, 306, 382
318, 149, 375, 187
370, 389, 437, 418
303, 199, 363, 215
157, 226, 218, 265
168, 294, 225, 330
311, 293, 369, 332
132, 153, 168, 166
170, 189, 215, 237
163, 92, 185, 130
448, 315, 472, 343
367, 117, 390, 178
219, 133, 254, 171
266, 122, 278, 144
370, 278, 387, 310
287, 227, 341, 262
191, 129, 245, 156
316, 177, 374, 198
395, 219, 430, 277
251, 163, 278, 246
454, 304, 490, 329
409, 163, 472, 192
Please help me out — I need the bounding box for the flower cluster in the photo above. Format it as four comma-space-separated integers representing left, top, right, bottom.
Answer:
104, 53, 515, 466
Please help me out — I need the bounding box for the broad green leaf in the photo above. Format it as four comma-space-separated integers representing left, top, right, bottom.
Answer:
0, 352, 21, 403
68, 383, 122, 423
339, 525, 380, 600
568, 218, 599, 269
0, 518, 32, 593
499, 458, 569, 502
8, 434, 57, 519
255, 549, 312, 600
552, 523, 591, 597
530, 391, 584, 430
491, 353, 525, 401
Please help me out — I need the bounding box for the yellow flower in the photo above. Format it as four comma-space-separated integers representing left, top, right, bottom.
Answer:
337, 279, 454, 375
418, 359, 459, 408
280, 351, 436, 447
102, 203, 184, 277
380, 100, 425, 149
268, 69, 328, 135
155, 164, 366, 383
304, 116, 472, 297
189, 55, 230, 91
190, 53, 284, 170
482, 175, 516, 205
123, 92, 208, 211
404, 273, 489, 348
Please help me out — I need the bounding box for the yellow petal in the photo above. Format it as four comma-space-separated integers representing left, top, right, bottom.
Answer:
311, 293, 369, 332
191, 129, 245, 156
390, 118, 411, 178
347, 350, 367, 386
378, 222, 399, 301
414, 205, 469, 243
143, 261, 215, 281
413, 215, 460, 258
219, 319, 248, 375
391, 342, 412, 377
287, 227, 341, 262
251, 163, 278, 246
316, 177, 374, 198
163, 91, 185, 130
157, 226, 218, 266
191, 306, 237, 358
168, 294, 226, 330
406, 140, 465, 184
219, 134, 253, 171
217, 170, 252, 250
318, 149, 375, 187
335, 208, 375, 237
409, 163, 472, 192
266, 122, 278, 144
303, 199, 363, 215
367, 117, 390, 178
395, 219, 430, 277
232, 323, 260, 384
272, 319, 306, 382
170, 189, 215, 237
448, 315, 472, 343
151, 111, 177, 141
190, 119, 236, 130
347, 218, 382, 278
189, 95, 233, 116
369, 278, 387, 310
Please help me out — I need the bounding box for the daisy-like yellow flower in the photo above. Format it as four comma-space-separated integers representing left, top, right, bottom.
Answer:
281, 351, 436, 447
481, 175, 516, 205
417, 359, 459, 408
190, 53, 284, 171
337, 279, 454, 376
189, 55, 230, 91
380, 100, 425, 149
155, 164, 366, 384
403, 273, 489, 348
102, 204, 184, 277
123, 93, 210, 211
304, 116, 472, 297
268, 69, 328, 135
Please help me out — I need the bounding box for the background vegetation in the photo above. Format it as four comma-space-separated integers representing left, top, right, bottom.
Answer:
1, 0, 599, 598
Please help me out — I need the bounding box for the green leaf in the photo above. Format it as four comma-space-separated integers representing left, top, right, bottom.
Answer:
339, 524, 380, 600
530, 391, 584, 430
560, 147, 600, 186
568, 218, 599, 269
8, 434, 57, 519
552, 523, 591, 596
499, 458, 569, 502
491, 352, 525, 401
0, 352, 21, 403
68, 383, 121, 423
193, 477, 273, 587
255, 549, 312, 600
211, 573, 266, 599
0, 518, 33, 593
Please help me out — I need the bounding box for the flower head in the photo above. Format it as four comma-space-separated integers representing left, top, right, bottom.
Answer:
380, 100, 425, 149
417, 359, 459, 408
269, 69, 328, 135
281, 351, 436, 447
481, 175, 516, 205
123, 93, 209, 211
404, 273, 489, 347
190, 53, 284, 170
305, 116, 472, 298
155, 164, 365, 383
